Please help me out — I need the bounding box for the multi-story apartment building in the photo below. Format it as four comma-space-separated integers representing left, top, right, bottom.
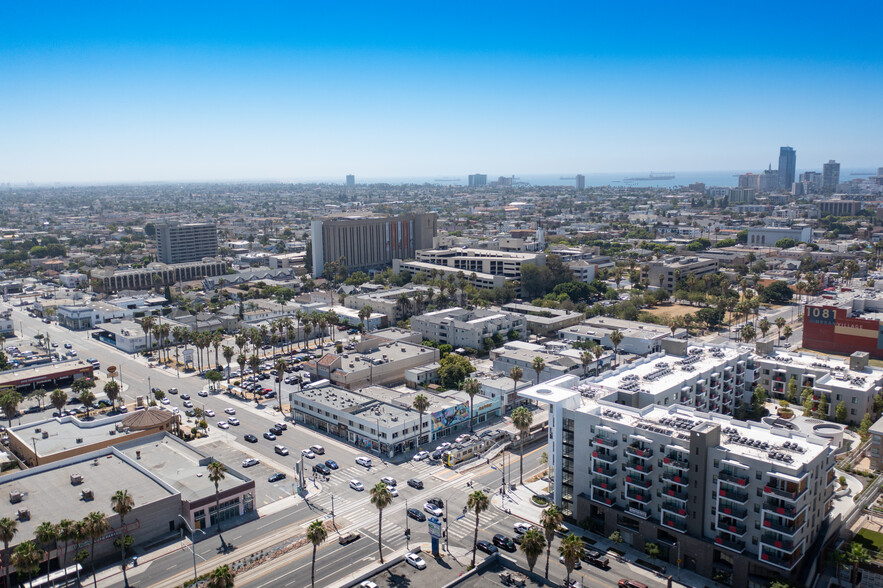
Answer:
310, 213, 437, 277
823, 160, 841, 192
642, 256, 718, 292
819, 199, 862, 216
410, 307, 527, 350
746, 224, 813, 246
413, 248, 545, 281
155, 222, 219, 264
521, 371, 837, 588
91, 259, 227, 293
753, 349, 883, 425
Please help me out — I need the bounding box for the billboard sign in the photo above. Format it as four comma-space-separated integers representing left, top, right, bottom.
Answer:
428, 516, 442, 539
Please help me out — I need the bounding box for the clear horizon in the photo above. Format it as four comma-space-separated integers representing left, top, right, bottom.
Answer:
2, 1, 881, 184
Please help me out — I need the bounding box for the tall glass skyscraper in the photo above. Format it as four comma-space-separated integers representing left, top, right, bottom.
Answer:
778, 146, 796, 190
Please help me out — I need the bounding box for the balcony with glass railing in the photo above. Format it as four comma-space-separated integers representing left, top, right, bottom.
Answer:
591, 477, 617, 492
664, 454, 689, 469
594, 435, 618, 448
625, 475, 653, 489
662, 517, 687, 532
662, 470, 688, 486
626, 444, 654, 459
663, 484, 688, 502
718, 501, 748, 519
761, 534, 803, 553
593, 463, 617, 477
764, 480, 806, 502
662, 501, 687, 517
760, 547, 802, 570
762, 513, 805, 535
718, 484, 749, 503
715, 535, 746, 553
625, 459, 653, 474
592, 449, 618, 463
626, 489, 652, 504
763, 500, 806, 520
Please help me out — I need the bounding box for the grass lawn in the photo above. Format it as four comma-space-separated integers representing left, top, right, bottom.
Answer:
855, 528, 883, 552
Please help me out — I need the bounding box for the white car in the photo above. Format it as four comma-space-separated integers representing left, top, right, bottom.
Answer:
423, 503, 444, 517
217, 421, 229, 429
405, 553, 426, 570
241, 458, 259, 468
161, 398, 170, 405
350, 479, 364, 491
514, 522, 534, 535
224, 408, 236, 415
228, 417, 240, 426
412, 450, 430, 461
435, 442, 451, 451
301, 449, 316, 459
183, 400, 193, 408
388, 486, 399, 497
205, 409, 215, 417
198, 390, 208, 397
355, 456, 372, 467
359, 582, 379, 588
455, 434, 468, 443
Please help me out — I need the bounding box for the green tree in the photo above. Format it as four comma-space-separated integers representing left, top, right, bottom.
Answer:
532, 356, 546, 385
519, 527, 545, 574
803, 395, 814, 417
468, 490, 489, 568
0, 389, 22, 428
860, 413, 873, 436
306, 519, 327, 588
438, 353, 475, 388
848, 542, 869, 585
751, 385, 767, 417
207, 461, 228, 547
11, 540, 44, 587
509, 366, 523, 399
559, 533, 583, 585
463, 378, 481, 432
818, 394, 829, 419
413, 394, 430, 447
740, 323, 756, 343
609, 330, 624, 366
79, 389, 96, 418
0, 517, 18, 588
511, 406, 533, 485
85, 511, 110, 588
206, 564, 235, 588
609, 530, 623, 546
104, 380, 120, 410
787, 377, 798, 403
541, 505, 563, 579
370, 482, 393, 564
835, 401, 848, 423
111, 490, 134, 588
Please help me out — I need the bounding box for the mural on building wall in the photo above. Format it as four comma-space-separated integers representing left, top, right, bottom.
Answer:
431, 402, 469, 432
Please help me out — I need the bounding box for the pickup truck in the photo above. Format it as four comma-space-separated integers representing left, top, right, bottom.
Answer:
581, 548, 610, 568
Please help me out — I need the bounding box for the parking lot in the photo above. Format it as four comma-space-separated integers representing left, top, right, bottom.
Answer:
196, 439, 297, 506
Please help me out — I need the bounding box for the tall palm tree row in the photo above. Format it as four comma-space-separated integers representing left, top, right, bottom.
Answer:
541, 505, 563, 579
0, 517, 18, 588
412, 393, 430, 448
111, 490, 135, 588
462, 378, 481, 432
558, 533, 583, 585
511, 406, 533, 485
207, 461, 228, 549
519, 527, 545, 574
532, 356, 545, 385
468, 490, 489, 569
509, 366, 523, 403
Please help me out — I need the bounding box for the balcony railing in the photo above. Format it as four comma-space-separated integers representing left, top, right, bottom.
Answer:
591, 478, 616, 491
719, 471, 749, 486
592, 450, 617, 463
760, 549, 799, 570
664, 455, 689, 469
662, 471, 688, 486
591, 490, 617, 507
626, 445, 654, 458
763, 517, 804, 535
764, 484, 805, 502
718, 487, 749, 503
763, 501, 803, 519
662, 502, 687, 517
719, 503, 748, 519
594, 464, 616, 477
625, 476, 653, 489
715, 536, 746, 553
664, 486, 688, 501
626, 460, 653, 473
594, 435, 618, 448
717, 519, 747, 536
662, 518, 687, 532
626, 490, 652, 504
761, 534, 799, 552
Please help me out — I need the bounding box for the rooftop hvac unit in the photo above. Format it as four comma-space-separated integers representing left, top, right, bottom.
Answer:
81, 489, 94, 501
42, 431, 49, 439
17, 508, 30, 521
70, 473, 83, 485
76, 438, 83, 444
9, 490, 23, 504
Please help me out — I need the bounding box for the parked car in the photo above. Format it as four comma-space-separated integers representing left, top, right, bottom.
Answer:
350, 479, 364, 491
407, 508, 426, 522
407, 478, 424, 489
476, 540, 497, 554
493, 534, 516, 552
559, 555, 581, 569
268, 472, 286, 483
263, 431, 276, 440
339, 532, 360, 545
309, 444, 324, 454
424, 503, 443, 517
618, 582, 648, 588
275, 422, 288, 431
405, 553, 426, 570
241, 458, 259, 468
582, 549, 609, 568
228, 417, 240, 426
312, 463, 330, 476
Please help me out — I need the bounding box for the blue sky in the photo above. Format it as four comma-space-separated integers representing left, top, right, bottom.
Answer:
2, 1, 881, 183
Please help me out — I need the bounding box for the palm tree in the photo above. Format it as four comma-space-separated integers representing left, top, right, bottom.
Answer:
509, 366, 523, 404
467, 491, 489, 568
830, 548, 849, 587
532, 356, 546, 385
519, 527, 545, 574
57, 518, 75, 578
592, 345, 605, 375
358, 305, 373, 332
370, 482, 393, 564
104, 379, 120, 410
0, 517, 18, 588
580, 350, 593, 376
783, 325, 793, 342
413, 394, 430, 447
759, 317, 771, 340
11, 540, 44, 587
206, 564, 235, 588
463, 378, 481, 432
775, 316, 786, 345
306, 519, 327, 588
558, 533, 583, 586
140, 316, 155, 353
50, 389, 68, 415
111, 490, 134, 588
85, 511, 109, 588
223, 346, 234, 383
236, 354, 247, 389
848, 542, 869, 585
275, 358, 287, 412
511, 406, 533, 485
207, 461, 228, 547
72, 519, 89, 585
609, 330, 624, 366
34, 521, 57, 579
159, 323, 171, 362
541, 505, 563, 579
0, 389, 22, 428
212, 332, 223, 369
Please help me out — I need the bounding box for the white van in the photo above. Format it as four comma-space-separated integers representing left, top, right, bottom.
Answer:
310, 444, 325, 455
274, 445, 289, 456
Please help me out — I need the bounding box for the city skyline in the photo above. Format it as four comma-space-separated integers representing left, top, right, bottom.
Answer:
2, 1, 881, 183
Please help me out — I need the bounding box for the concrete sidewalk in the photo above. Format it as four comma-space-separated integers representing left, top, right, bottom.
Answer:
491, 481, 726, 588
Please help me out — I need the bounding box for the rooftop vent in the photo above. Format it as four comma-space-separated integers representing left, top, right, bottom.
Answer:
17, 508, 30, 521
41, 431, 49, 439
9, 490, 23, 504
76, 437, 83, 444
81, 489, 94, 501
70, 473, 83, 485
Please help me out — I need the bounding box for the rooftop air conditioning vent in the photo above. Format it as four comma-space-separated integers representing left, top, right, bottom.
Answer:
70, 473, 83, 485
17, 508, 30, 521
9, 490, 23, 504
76, 438, 83, 444
81, 489, 94, 501
42, 431, 49, 439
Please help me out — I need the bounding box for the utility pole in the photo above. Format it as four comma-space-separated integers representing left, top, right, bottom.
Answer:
405, 498, 410, 548
445, 499, 449, 553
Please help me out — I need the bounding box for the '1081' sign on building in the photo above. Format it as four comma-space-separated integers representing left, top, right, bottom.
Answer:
803, 304, 883, 359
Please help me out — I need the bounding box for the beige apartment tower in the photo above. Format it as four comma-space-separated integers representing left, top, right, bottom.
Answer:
311, 213, 437, 277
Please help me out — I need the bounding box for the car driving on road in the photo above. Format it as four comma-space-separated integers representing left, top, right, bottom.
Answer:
407, 478, 424, 489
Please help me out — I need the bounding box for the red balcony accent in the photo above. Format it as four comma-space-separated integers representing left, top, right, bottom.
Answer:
601, 483, 607, 489
668, 490, 674, 496
605, 498, 612, 505
775, 541, 783, 548
664, 457, 671, 464
678, 508, 686, 515
592, 451, 598, 458
715, 537, 722, 544
720, 490, 727, 497
729, 525, 736, 532
764, 486, 772, 493
674, 476, 681, 483
764, 520, 771, 527
723, 507, 731, 515
762, 553, 769, 561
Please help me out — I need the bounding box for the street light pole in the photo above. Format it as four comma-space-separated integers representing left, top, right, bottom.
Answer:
178, 514, 205, 583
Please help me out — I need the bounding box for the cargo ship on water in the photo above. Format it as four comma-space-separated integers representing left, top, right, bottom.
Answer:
623, 172, 675, 181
